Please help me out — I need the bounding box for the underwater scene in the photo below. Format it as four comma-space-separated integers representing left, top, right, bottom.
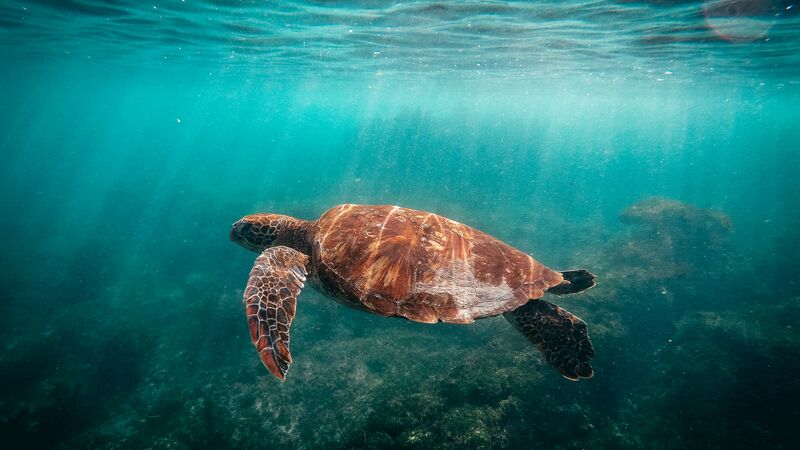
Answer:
1, 0, 799, 448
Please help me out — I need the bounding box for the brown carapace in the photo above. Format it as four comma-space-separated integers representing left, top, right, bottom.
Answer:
231, 204, 596, 381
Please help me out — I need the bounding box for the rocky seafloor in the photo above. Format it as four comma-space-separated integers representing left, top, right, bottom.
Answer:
1, 197, 797, 449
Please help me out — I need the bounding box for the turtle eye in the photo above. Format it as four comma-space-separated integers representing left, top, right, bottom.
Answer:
239, 223, 253, 235
232, 221, 252, 237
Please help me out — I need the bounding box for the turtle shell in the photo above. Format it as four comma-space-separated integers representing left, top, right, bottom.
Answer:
312, 204, 563, 324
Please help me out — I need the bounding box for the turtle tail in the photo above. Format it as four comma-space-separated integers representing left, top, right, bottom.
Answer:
546, 269, 596, 295
504, 300, 594, 381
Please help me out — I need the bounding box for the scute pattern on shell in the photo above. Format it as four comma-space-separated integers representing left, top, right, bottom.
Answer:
244, 246, 308, 380
313, 204, 564, 323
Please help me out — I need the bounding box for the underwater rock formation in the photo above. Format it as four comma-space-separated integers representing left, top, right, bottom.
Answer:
615, 197, 733, 280
624, 298, 800, 448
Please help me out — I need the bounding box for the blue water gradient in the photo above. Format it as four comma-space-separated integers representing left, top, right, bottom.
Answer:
1, 1, 798, 448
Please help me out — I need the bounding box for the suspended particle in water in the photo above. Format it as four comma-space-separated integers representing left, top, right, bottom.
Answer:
176, 118, 181, 124
703, 0, 775, 42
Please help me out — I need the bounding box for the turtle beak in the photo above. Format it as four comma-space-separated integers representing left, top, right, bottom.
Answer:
230, 220, 254, 244
230, 220, 244, 242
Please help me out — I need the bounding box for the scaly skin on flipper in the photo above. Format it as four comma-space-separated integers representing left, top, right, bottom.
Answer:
244, 246, 308, 380
504, 299, 594, 380
547, 269, 596, 295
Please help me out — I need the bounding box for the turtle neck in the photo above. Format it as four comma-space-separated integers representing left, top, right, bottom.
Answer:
276, 218, 316, 256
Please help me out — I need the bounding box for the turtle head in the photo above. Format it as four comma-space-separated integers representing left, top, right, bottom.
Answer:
230, 214, 288, 252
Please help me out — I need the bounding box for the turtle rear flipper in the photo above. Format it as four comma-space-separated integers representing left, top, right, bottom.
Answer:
504, 300, 594, 381
244, 246, 308, 381
546, 269, 596, 295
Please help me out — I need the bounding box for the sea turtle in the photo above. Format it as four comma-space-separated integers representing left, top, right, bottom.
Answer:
230, 204, 596, 381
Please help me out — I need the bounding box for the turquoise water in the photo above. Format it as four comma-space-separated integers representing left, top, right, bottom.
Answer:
1, 1, 799, 448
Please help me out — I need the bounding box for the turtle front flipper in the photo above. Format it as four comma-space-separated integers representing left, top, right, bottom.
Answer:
504, 300, 594, 381
244, 246, 308, 381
